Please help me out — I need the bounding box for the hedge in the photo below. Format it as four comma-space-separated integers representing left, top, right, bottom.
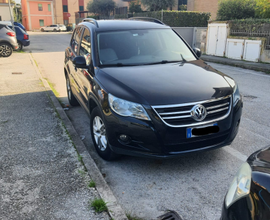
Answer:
131, 11, 210, 27
229, 18, 270, 32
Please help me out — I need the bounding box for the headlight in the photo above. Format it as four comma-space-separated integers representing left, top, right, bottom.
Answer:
225, 162, 252, 208
108, 94, 150, 121
233, 83, 241, 107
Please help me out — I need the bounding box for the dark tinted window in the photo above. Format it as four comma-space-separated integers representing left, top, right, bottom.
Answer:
79, 28, 91, 65
71, 27, 83, 55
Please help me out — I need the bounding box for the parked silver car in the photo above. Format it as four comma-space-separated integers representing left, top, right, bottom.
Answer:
0, 24, 18, 57
40, 24, 67, 32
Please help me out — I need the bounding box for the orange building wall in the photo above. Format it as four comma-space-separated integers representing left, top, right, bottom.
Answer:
187, 0, 219, 20
21, 0, 53, 30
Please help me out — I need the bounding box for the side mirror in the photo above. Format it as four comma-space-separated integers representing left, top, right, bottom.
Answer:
193, 48, 201, 58
72, 56, 87, 68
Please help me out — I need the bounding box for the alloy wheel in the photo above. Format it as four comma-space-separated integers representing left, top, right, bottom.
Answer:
93, 116, 107, 151
0, 44, 12, 57
66, 77, 71, 100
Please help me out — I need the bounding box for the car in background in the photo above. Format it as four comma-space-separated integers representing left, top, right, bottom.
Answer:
14, 22, 26, 31
40, 24, 67, 32
0, 24, 18, 57
8, 25, 29, 50
221, 146, 270, 220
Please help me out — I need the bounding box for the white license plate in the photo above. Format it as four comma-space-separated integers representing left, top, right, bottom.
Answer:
186, 123, 218, 138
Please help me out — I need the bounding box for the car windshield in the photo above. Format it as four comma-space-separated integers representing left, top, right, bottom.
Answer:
97, 29, 196, 66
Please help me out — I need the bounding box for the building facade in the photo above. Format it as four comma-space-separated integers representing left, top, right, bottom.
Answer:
21, 0, 54, 30
0, 0, 14, 21
187, 0, 218, 20
53, 0, 90, 25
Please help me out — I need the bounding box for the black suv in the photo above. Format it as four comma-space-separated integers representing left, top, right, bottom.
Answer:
64, 18, 243, 160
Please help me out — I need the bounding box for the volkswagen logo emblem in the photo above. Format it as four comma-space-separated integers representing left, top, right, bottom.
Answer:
191, 104, 207, 121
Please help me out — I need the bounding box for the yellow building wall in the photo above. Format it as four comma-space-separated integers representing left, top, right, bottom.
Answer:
187, 0, 218, 20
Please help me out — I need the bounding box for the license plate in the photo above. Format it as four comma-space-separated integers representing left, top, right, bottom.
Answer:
187, 123, 218, 138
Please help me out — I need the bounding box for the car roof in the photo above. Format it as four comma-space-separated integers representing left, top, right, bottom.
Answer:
80, 20, 170, 32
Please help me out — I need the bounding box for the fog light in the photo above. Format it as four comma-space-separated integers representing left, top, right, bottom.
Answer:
119, 134, 129, 141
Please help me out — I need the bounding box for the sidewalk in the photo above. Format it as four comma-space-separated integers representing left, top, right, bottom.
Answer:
0, 53, 110, 219
201, 55, 270, 73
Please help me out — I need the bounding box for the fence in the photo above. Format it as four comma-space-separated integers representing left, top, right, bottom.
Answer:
230, 30, 270, 50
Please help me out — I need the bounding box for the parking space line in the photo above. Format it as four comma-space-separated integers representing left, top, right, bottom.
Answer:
222, 146, 248, 162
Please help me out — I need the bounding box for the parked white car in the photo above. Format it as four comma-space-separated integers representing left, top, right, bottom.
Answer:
40, 24, 67, 32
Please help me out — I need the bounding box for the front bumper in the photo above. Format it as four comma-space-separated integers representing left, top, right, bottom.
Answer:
103, 99, 243, 158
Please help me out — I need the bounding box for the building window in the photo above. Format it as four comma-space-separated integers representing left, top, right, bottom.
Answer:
39, 19, 44, 27
79, 6, 84, 11
63, 5, 68, 12
38, 4, 43, 11
48, 4, 51, 12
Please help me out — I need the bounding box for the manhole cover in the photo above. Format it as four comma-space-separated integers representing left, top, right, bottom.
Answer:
243, 95, 257, 99
157, 210, 183, 220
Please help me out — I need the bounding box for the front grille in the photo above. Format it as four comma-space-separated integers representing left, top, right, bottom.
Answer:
152, 96, 231, 127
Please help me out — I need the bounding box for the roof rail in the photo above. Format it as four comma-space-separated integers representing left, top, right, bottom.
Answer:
129, 17, 165, 25
81, 18, 99, 28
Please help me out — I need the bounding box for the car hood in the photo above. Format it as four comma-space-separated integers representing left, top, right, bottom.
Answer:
96, 59, 233, 106
248, 146, 270, 174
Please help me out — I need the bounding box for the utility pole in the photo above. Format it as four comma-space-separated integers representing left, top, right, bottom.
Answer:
8, 0, 15, 32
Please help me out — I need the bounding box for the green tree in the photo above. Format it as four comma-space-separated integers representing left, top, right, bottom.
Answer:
87, 0, 115, 17
217, 0, 256, 20
129, 2, 142, 13
255, 0, 270, 18
141, 0, 175, 11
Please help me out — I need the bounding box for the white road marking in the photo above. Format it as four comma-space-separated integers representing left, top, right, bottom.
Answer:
222, 146, 248, 162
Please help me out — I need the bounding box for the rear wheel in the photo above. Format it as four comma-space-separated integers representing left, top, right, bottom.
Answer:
53, 28, 57, 32
0, 43, 13, 57
18, 42, 23, 51
90, 107, 119, 161
66, 75, 79, 106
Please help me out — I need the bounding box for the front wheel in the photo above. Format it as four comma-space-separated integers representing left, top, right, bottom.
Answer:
0, 43, 13, 57
90, 107, 119, 161
53, 28, 57, 32
66, 75, 79, 106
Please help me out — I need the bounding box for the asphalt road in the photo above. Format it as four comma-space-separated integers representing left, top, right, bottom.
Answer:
27, 32, 270, 220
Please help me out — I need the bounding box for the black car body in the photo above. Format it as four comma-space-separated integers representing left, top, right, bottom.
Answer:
64, 19, 243, 160
221, 146, 270, 220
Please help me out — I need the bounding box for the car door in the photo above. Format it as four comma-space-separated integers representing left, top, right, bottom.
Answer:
67, 27, 85, 105
76, 27, 94, 110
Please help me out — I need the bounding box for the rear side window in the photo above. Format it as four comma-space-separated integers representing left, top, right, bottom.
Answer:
71, 27, 83, 55
79, 28, 91, 65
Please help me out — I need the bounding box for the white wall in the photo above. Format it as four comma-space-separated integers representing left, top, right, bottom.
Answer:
0, 5, 13, 21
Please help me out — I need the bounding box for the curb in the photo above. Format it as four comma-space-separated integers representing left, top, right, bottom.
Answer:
29, 53, 128, 220
201, 55, 270, 73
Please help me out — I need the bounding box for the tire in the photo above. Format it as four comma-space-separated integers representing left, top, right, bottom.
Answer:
41, 28, 44, 32
53, 28, 57, 32
18, 42, 23, 51
90, 107, 119, 161
0, 43, 13, 57
66, 75, 79, 106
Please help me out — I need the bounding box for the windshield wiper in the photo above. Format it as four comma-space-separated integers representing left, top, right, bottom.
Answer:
146, 60, 182, 65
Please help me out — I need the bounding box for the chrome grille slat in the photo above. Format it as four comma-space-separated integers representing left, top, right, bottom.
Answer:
208, 107, 229, 114
163, 115, 191, 120
159, 110, 191, 116
206, 102, 229, 110
152, 96, 232, 128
